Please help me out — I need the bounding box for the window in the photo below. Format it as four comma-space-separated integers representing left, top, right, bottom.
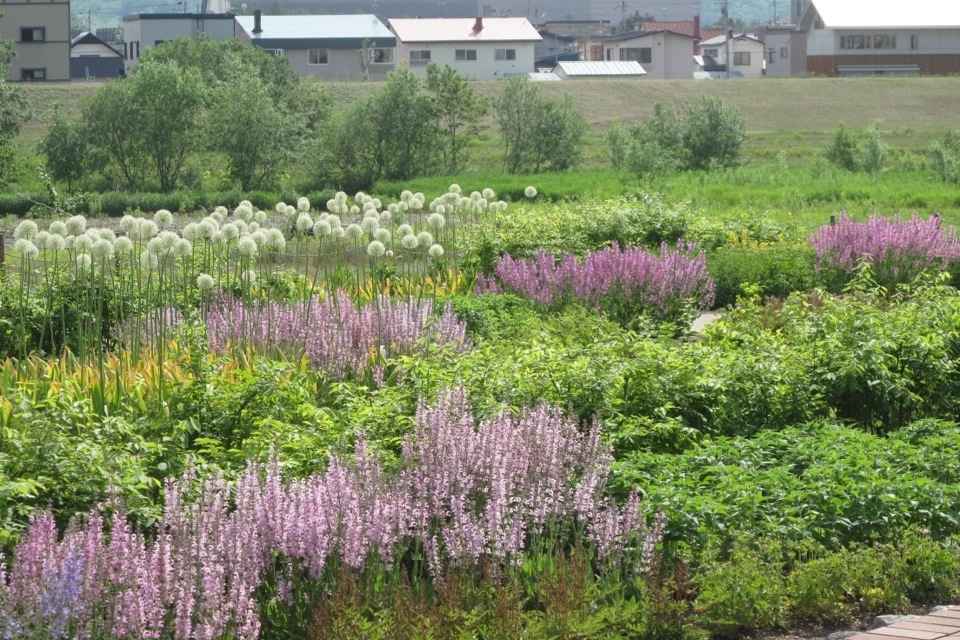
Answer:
20, 27, 45, 42
309, 49, 329, 65
814, 17, 824, 29
703, 48, 719, 57
264, 48, 284, 56
21, 68, 46, 81
766, 48, 776, 63
620, 47, 651, 63
495, 48, 516, 61
409, 50, 431, 65
733, 51, 751, 66
455, 49, 477, 61
590, 44, 602, 60
154, 40, 165, 46
371, 48, 394, 63
839, 35, 868, 49
911, 34, 919, 49
873, 35, 896, 49
780, 47, 788, 58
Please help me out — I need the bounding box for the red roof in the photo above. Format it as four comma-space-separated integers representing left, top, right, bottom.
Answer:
639, 20, 724, 40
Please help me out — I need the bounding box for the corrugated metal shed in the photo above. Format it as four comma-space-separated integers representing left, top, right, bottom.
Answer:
808, 0, 960, 28
388, 17, 541, 43
555, 60, 647, 77
235, 15, 396, 47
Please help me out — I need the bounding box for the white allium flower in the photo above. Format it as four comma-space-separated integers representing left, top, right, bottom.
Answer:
396, 223, 413, 238
428, 213, 445, 229
362, 201, 377, 213
238, 200, 253, 211
374, 228, 391, 243
48, 220, 67, 236
379, 210, 392, 222
468, 191, 480, 201
398, 201, 409, 213
401, 234, 419, 250
215, 205, 229, 218
140, 250, 158, 271
429, 244, 444, 258
482, 188, 495, 200
182, 222, 199, 241
497, 200, 509, 212
146, 237, 164, 255
355, 191, 366, 202
158, 230, 179, 252
98, 228, 116, 241
413, 195, 425, 209
212, 231, 226, 245
346, 205, 358, 216
345, 224, 363, 240
176, 239, 193, 256
416, 231, 434, 247
448, 183, 461, 194
114, 236, 133, 254
297, 197, 310, 212
119, 215, 138, 234
401, 190, 413, 202
197, 219, 216, 240
49, 234, 66, 252
296, 213, 313, 233
76, 253, 92, 270
14, 238, 38, 259
254, 210, 267, 224
233, 219, 248, 234
525, 186, 538, 198
435, 204, 446, 215
252, 229, 268, 246
458, 197, 471, 209
141, 220, 159, 239
366, 240, 386, 257
361, 217, 379, 234
64, 236, 76, 250
275, 202, 287, 214
284, 205, 296, 218
373, 198, 382, 209
34, 230, 51, 249
235, 203, 253, 222
237, 235, 258, 257
210, 209, 225, 224
221, 223, 239, 241
197, 273, 215, 291
328, 215, 342, 229
387, 203, 399, 215
314, 221, 332, 237
265, 228, 286, 252
14, 220, 38, 241
333, 227, 346, 240
74, 234, 94, 254
247, 222, 260, 233
326, 199, 337, 212
154, 209, 173, 229
477, 198, 488, 210
241, 269, 257, 286
92, 238, 114, 261
386, 249, 394, 257
66, 215, 87, 236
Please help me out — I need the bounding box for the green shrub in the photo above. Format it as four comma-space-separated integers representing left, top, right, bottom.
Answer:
823, 123, 859, 171
707, 242, 818, 307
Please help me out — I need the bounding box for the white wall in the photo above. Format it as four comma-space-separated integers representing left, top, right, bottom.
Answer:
808, 27, 960, 56
397, 41, 536, 79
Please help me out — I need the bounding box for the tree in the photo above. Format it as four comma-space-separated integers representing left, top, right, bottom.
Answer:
0, 17, 32, 186
38, 104, 92, 192
83, 78, 145, 190
208, 75, 305, 191
425, 62, 488, 173
493, 76, 588, 174
681, 95, 746, 170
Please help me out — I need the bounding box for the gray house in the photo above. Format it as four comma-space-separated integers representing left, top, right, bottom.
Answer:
0, 1, 71, 81
122, 13, 237, 75
235, 13, 397, 81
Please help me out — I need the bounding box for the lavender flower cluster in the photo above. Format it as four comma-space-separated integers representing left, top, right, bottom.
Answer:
205, 291, 470, 379
0, 387, 663, 640
475, 242, 715, 318
809, 213, 960, 283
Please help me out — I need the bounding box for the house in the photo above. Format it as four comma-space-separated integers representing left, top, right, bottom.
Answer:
70, 31, 123, 81
698, 33, 766, 77
235, 13, 397, 81
535, 30, 578, 67
122, 13, 237, 75
756, 23, 808, 77
800, 0, 960, 76
575, 29, 699, 79
389, 17, 540, 80
0, 1, 71, 81
554, 60, 646, 79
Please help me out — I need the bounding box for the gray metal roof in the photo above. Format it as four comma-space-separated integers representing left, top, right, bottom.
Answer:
557, 60, 647, 76
235, 15, 396, 46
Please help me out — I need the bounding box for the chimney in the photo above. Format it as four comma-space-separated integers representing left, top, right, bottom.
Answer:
473, 16, 483, 33
693, 14, 701, 39
253, 9, 262, 34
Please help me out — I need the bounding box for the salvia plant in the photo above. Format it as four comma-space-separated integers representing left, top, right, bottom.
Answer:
809, 213, 960, 289
0, 386, 663, 640
475, 242, 715, 324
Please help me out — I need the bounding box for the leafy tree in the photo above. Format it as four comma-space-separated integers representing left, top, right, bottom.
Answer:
494, 77, 588, 174
320, 98, 382, 191
823, 122, 858, 171
38, 104, 93, 192
83, 78, 145, 190
682, 95, 746, 170
208, 75, 305, 191
0, 17, 32, 185
425, 62, 488, 173
930, 130, 960, 184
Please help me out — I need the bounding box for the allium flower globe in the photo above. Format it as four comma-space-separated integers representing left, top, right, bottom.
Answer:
221, 223, 240, 241
274, 202, 287, 214
98, 228, 116, 241
65, 215, 87, 236
114, 236, 133, 254
74, 234, 94, 254
238, 236, 258, 257
296, 213, 313, 233
14, 238, 38, 259
76, 253, 93, 270
34, 230, 51, 249
241, 269, 257, 286
254, 209, 267, 224
182, 222, 199, 241
177, 238, 193, 256
314, 221, 332, 237
525, 186, 538, 198
297, 197, 310, 212
92, 238, 115, 261
429, 243, 444, 258
397, 223, 413, 238
448, 183, 461, 194
14, 220, 38, 241
374, 228, 391, 244
154, 209, 173, 228
366, 240, 386, 257
48, 220, 67, 236
416, 231, 434, 247
427, 213, 445, 229
482, 188, 495, 200
197, 273, 215, 291
401, 234, 419, 250
49, 234, 66, 252
345, 224, 363, 240
265, 228, 286, 252
361, 217, 379, 234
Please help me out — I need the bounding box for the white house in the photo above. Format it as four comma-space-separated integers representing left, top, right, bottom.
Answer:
800, 0, 960, 75
388, 17, 540, 80
122, 13, 237, 75
698, 33, 766, 77
235, 13, 397, 81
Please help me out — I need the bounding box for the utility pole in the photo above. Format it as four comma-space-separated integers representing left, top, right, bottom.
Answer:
88, 9, 92, 31
723, 0, 731, 78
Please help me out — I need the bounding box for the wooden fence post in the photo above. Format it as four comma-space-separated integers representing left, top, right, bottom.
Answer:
829, 215, 836, 226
